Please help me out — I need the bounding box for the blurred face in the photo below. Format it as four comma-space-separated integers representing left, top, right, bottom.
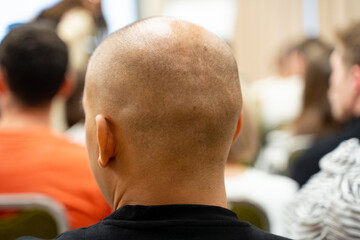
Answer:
328, 50, 354, 122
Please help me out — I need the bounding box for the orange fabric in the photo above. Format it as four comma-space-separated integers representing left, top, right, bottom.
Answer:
0, 127, 112, 229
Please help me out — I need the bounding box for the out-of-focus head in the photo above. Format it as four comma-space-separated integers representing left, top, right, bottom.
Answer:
278, 38, 332, 79
0, 24, 68, 107
328, 21, 360, 122
81, 0, 103, 17
37, 0, 106, 30
276, 44, 306, 77
83, 17, 242, 205
296, 39, 332, 106
291, 39, 341, 136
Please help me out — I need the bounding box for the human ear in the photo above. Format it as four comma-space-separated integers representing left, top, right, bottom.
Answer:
351, 65, 360, 93
95, 114, 116, 168
232, 113, 243, 142
0, 68, 9, 94
57, 73, 76, 99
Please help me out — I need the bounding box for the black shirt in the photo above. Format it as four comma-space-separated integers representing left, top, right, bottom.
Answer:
291, 117, 360, 186
20, 204, 290, 240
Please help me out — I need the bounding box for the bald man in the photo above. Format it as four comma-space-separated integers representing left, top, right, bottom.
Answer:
22, 17, 289, 240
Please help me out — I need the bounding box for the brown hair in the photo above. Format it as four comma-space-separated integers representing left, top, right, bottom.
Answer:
37, 0, 107, 30
336, 21, 360, 69
292, 39, 341, 137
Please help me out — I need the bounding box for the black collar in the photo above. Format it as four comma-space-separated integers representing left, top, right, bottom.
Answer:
107, 204, 240, 222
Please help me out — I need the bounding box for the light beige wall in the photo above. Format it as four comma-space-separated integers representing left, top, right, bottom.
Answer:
232, 0, 303, 82
137, 0, 166, 19
136, 0, 360, 82
318, 0, 360, 44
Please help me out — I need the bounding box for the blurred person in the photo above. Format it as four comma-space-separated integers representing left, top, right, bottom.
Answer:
250, 43, 305, 134
22, 17, 290, 240
291, 39, 341, 137
36, 0, 107, 71
290, 34, 360, 186
284, 21, 360, 240
0, 24, 111, 229
255, 39, 340, 175
36, 0, 108, 132
225, 105, 298, 235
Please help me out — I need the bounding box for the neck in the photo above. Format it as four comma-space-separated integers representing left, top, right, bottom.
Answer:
111, 170, 228, 210
0, 103, 51, 129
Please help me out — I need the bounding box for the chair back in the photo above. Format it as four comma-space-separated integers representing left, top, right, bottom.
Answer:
228, 199, 270, 232
0, 193, 68, 240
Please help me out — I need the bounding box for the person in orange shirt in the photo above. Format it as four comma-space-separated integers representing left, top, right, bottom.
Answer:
0, 23, 111, 229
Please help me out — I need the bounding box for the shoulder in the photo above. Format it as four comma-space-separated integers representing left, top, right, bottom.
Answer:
319, 138, 360, 173
291, 132, 353, 185
17, 228, 85, 240
285, 139, 360, 239
303, 124, 360, 161
247, 225, 291, 240
54, 228, 85, 240
49, 131, 88, 154
41, 132, 91, 173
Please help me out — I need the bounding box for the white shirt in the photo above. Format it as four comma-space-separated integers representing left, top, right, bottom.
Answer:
250, 75, 304, 131
225, 168, 298, 235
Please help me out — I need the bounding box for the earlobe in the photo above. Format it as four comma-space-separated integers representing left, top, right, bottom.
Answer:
232, 113, 243, 142
58, 74, 76, 99
96, 114, 116, 168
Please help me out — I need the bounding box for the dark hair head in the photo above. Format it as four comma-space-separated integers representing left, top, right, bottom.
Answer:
0, 24, 68, 107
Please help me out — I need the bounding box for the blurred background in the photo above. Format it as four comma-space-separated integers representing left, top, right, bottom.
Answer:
1, 1, 360, 237
1, 0, 359, 167
1, 0, 359, 82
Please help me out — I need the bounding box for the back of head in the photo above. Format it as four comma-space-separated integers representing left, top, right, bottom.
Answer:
0, 24, 68, 107
336, 21, 360, 69
37, 0, 107, 30
290, 38, 342, 136
327, 21, 360, 123
85, 17, 242, 179
37, 0, 83, 24
297, 39, 332, 108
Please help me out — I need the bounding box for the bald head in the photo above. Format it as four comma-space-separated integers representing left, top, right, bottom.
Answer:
84, 17, 242, 177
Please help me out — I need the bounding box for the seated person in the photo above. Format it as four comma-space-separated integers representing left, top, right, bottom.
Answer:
256, 39, 341, 175
289, 25, 360, 186
284, 139, 360, 239
21, 17, 290, 239
284, 21, 360, 240
250, 44, 304, 133
0, 24, 111, 229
